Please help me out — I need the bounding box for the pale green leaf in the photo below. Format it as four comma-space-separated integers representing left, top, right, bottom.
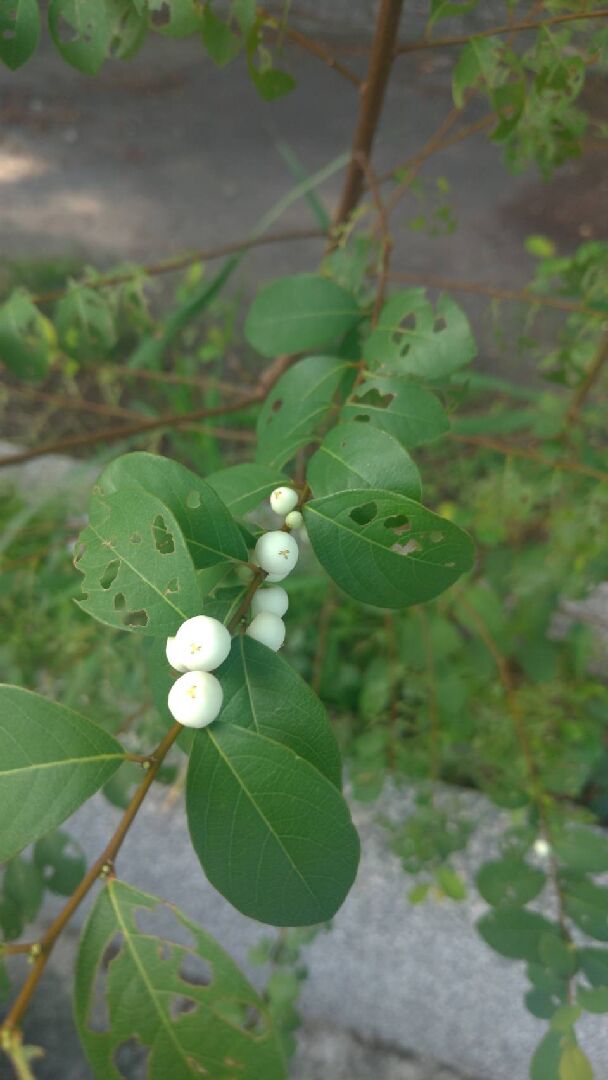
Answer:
559, 1045, 593, 1080
364, 289, 476, 379
48, 0, 111, 74
206, 463, 289, 516
307, 422, 421, 501
55, 284, 116, 358
245, 274, 360, 357
341, 375, 449, 448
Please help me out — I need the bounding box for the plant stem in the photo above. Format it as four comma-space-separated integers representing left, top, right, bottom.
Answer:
261, 7, 361, 87
394, 8, 608, 55
450, 431, 608, 483
563, 330, 608, 429
333, 0, 405, 229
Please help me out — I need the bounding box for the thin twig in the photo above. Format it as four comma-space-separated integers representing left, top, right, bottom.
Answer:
97, 364, 250, 394
261, 7, 361, 87
394, 8, 608, 55
355, 152, 392, 324
451, 432, 608, 483
563, 330, 608, 429
3, 383, 140, 422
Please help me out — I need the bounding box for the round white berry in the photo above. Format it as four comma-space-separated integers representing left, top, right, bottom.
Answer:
270, 486, 299, 516
251, 585, 289, 619
246, 612, 286, 652
173, 615, 231, 672
168, 670, 223, 728
285, 509, 303, 530
533, 837, 551, 858
166, 636, 188, 673
255, 531, 299, 579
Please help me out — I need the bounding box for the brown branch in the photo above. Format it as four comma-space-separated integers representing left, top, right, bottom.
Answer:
3, 383, 140, 422
30, 227, 326, 306
387, 270, 607, 319
332, 0, 405, 229
563, 330, 608, 428
394, 8, 608, 55
97, 364, 250, 395
451, 432, 608, 483
355, 152, 392, 324
260, 7, 361, 87
0, 720, 182, 1035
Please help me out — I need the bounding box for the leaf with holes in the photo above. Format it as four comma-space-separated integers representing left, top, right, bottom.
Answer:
106, 0, 147, 60
245, 274, 361, 357
477, 908, 560, 963
341, 375, 449, 448
75, 878, 286, 1080
0, 686, 125, 862
0, 290, 55, 380
148, 0, 201, 37
75, 488, 200, 635
0, 0, 40, 70
205, 463, 289, 516
48, 0, 111, 73
364, 289, 476, 379
34, 830, 86, 896
562, 876, 608, 942
304, 489, 474, 609
256, 355, 354, 469
98, 452, 248, 568
476, 858, 546, 908
218, 635, 342, 788
307, 422, 421, 501
55, 285, 117, 359
187, 720, 360, 926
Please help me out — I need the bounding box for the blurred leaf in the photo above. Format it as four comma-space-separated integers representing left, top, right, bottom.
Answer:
48, 0, 110, 74
0, 289, 54, 379
245, 274, 360, 357
553, 826, 608, 874
559, 1045, 593, 1080
34, 830, 86, 896
0, 0, 40, 70
477, 908, 560, 962
476, 858, 545, 908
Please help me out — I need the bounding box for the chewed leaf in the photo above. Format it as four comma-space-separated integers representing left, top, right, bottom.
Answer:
341, 375, 449, 448
0, 0, 40, 71
304, 488, 474, 609
365, 288, 476, 379
75, 879, 286, 1080
75, 488, 200, 635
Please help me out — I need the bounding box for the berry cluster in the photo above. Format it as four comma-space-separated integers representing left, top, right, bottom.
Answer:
166, 487, 302, 728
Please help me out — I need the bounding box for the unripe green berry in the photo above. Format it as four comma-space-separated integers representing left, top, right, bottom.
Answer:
168, 670, 223, 728
246, 612, 286, 651
285, 509, 303, 530
173, 615, 231, 672
270, 486, 299, 515
251, 585, 289, 618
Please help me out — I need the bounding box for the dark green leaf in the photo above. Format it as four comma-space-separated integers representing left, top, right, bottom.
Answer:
540, 934, 578, 979
578, 986, 608, 1013
477, 908, 560, 962
4, 857, 44, 923
201, 9, 240, 65
75, 878, 286, 1080
99, 452, 248, 568
530, 1030, 563, 1080
48, 0, 111, 74
256, 355, 354, 468
0, 686, 125, 862
578, 948, 608, 989
307, 422, 421, 501
563, 876, 608, 942
206, 463, 289, 516
249, 64, 295, 101
187, 722, 360, 926
245, 274, 360, 357
304, 489, 474, 609
365, 289, 475, 379
553, 826, 608, 874
476, 858, 545, 907
525, 987, 562, 1019
218, 635, 342, 788
34, 831, 86, 896
0, 893, 23, 941
0, 290, 53, 380
75, 488, 200, 635
341, 375, 449, 448
0, 0, 40, 69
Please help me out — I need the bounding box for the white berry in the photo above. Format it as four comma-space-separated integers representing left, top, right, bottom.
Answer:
166, 636, 188, 673
285, 510, 303, 530
251, 586, 289, 619
255, 531, 299, 580
173, 615, 231, 672
168, 670, 223, 728
270, 486, 299, 516
246, 612, 286, 652
533, 838, 551, 858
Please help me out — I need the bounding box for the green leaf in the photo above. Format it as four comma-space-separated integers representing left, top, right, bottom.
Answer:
0, 686, 125, 862
364, 289, 476, 379
106, 0, 147, 59
187, 722, 360, 926
0, 893, 23, 941
578, 986, 608, 1013
206, 463, 289, 516
148, 0, 200, 36
307, 422, 421, 501
341, 375, 449, 448
476, 858, 546, 907
525, 987, 562, 1020
562, 876, 608, 942
34, 830, 86, 896
55, 285, 116, 358
201, 9, 240, 65
0, 290, 54, 380
218, 636, 342, 789
256, 355, 354, 469
249, 64, 295, 101
48, 0, 111, 74
477, 908, 560, 962
98, 452, 248, 569
304, 489, 474, 609
430, 0, 479, 29
75, 878, 286, 1080
578, 948, 608, 989
531, 1031, 563, 1080
551, 1004, 582, 1034
559, 1045, 593, 1080
0, 0, 40, 69
451, 35, 497, 107
435, 866, 467, 901
245, 274, 360, 357
540, 935, 578, 979
553, 826, 608, 874
4, 857, 44, 923
75, 488, 201, 635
